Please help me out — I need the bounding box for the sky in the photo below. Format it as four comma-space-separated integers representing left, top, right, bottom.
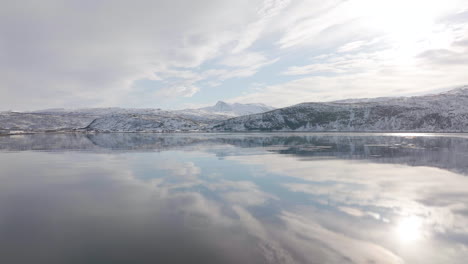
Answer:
1, 0, 468, 111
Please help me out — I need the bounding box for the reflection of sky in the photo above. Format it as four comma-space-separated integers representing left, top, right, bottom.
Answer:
0, 135, 468, 263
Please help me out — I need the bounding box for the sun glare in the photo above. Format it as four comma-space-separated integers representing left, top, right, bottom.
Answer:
396, 216, 423, 242
342, 0, 460, 63
355, 0, 450, 31
351, 0, 456, 47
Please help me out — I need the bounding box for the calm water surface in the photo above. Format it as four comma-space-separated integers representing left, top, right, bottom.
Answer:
1, 133, 468, 264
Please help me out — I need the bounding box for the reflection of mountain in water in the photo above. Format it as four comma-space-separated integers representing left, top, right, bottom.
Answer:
1, 133, 468, 175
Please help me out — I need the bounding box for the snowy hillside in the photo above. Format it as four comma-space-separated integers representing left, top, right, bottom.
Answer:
0, 112, 96, 134
0, 101, 274, 134
3, 87, 468, 133
198, 101, 274, 116
174, 101, 275, 121
85, 114, 204, 132
31, 107, 163, 115
213, 86, 468, 132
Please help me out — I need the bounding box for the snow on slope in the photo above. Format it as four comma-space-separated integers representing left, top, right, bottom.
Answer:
213, 86, 468, 132
0, 102, 274, 133
31, 107, 164, 116
0, 112, 96, 133
85, 102, 275, 132
174, 101, 275, 121
199, 101, 274, 116
3, 87, 468, 133
85, 114, 204, 132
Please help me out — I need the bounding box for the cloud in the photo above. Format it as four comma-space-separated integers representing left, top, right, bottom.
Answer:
221, 52, 270, 68
227, 0, 468, 107
337, 40, 367, 53
1, 0, 468, 110
418, 36, 468, 65
275, 0, 365, 49
231, 23, 468, 106
0, 0, 267, 110
153, 83, 201, 98
232, 0, 292, 53
419, 49, 468, 65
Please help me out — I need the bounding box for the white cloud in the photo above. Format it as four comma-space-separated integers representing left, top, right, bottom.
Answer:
337, 40, 367, 53
0, 0, 266, 110
232, 14, 468, 107
221, 52, 269, 67
230, 66, 468, 107
1, 0, 468, 110
232, 0, 292, 53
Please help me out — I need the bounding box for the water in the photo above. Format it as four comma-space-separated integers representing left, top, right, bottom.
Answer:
1, 133, 468, 264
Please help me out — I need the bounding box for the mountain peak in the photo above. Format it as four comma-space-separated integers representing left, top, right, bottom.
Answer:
191, 101, 274, 117
215, 101, 229, 106
213, 101, 231, 111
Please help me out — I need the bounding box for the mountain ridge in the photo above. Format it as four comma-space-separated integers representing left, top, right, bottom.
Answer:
0, 101, 275, 134
213, 86, 468, 132
2, 86, 468, 134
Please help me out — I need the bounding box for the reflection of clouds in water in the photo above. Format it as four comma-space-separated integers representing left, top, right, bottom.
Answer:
133, 153, 438, 263
208, 180, 278, 207
233, 206, 296, 264
226, 153, 468, 263
2, 135, 468, 263
229, 154, 468, 224
279, 212, 404, 264
122, 155, 409, 263
0, 152, 271, 263
338, 206, 382, 220
162, 161, 201, 179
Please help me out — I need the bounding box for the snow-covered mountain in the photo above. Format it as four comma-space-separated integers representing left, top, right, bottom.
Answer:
197, 101, 274, 116
30, 107, 163, 115
0, 101, 274, 134
0, 111, 95, 134
3, 87, 468, 134
213, 86, 468, 132
174, 101, 275, 121
85, 114, 204, 132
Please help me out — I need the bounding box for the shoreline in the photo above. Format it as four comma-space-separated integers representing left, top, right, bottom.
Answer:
2, 130, 468, 137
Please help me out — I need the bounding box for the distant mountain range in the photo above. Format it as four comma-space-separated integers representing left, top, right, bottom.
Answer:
198, 101, 273, 116
0, 101, 274, 133
214, 86, 468, 132
2, 86, 468, 134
